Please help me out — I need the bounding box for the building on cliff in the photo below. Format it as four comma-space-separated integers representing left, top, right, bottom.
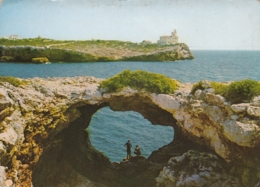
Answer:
9, 35, 19, 40
157, 29, 178, 46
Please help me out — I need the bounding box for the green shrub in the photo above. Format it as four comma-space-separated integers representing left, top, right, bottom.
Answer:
0, 76, 27, 87
210, 82, 228, 96
100, 70, 178, 94
191, 81, 205, 94
0, 56, 15, 62
192, 79, 260, 104
223, 79, 260, 104
32, 57, 49, 64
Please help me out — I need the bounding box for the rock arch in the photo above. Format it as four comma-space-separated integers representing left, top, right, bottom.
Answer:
0, 77, 260, 187
31, 93, 184, 187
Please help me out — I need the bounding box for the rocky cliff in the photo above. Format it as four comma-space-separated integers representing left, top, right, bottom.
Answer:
0, 43, 193, 62
0, 77, 259, 187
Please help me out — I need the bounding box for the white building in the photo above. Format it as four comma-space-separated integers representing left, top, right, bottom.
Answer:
9, 35, 19, 40
157, 30, 178, 46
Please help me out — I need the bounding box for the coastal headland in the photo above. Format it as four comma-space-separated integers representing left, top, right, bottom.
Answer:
0, 72, 260, 187
0, 38, 194, 63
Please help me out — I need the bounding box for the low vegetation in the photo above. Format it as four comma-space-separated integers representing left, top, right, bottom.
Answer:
100, 70, 178, 94
32, 57, 49, 64
190, 81, 205, 95
0, 38, 67, 46
0, 38, 180, 52
210, 82, 228, 96
0, 56, 15, 62
222, 79, 260, 103
0, 38, 193, 62
191, 79, 260, 104
0, 76, 28, 87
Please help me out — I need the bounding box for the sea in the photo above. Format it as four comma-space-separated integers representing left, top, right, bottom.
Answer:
0, 50, 259, 162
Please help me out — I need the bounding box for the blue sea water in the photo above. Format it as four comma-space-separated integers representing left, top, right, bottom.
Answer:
0, 50, 259, 162
89, 107, 174, 162
1, 51, 259, 82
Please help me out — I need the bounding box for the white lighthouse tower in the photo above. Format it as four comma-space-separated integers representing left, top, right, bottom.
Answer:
171, 29, 179, 43
157, 29, 179, 46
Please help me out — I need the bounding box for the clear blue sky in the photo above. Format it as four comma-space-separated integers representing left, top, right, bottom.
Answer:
0, 0, 260, 50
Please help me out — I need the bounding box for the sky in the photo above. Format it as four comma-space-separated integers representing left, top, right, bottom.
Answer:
0, 0, 260, 50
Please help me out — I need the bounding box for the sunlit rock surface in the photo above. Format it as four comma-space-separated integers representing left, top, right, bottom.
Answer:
0, 76, 259, 187
156, 150, 243, 187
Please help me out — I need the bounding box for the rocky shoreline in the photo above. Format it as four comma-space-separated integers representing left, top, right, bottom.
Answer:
0, 76, 259, 186
0, 43, 194, 63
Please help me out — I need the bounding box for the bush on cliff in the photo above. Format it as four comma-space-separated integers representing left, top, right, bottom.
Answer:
191, 79, 260, 104
0, 76, 28, 87
190, 81, 205, 95
32, 57, 49, 64
210, 82, 228, 96
0, 56, 15, 62
100, 70, 178, 94
223, 79, 260, 104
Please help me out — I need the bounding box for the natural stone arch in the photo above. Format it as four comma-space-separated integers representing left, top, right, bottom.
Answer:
32, 93, 188, 187
31, 90, 217, 187
1, 77, 260, 187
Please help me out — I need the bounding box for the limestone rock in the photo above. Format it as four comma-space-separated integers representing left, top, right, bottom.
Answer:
156, 150, 242, 187
230, 114, 239, 120
0, 91, 13, 111
231, 103, 250, 113
247, 106, 260, 118
252, 96, 260, 106
193, 89, 201, 98
4, 180, 13, 187
0, 125, 17, 149
151, 94, 181, 112
202, 126, 230, 161
0, 166, 5, 187
204, 93, 226, 107
221, 120, 260, 147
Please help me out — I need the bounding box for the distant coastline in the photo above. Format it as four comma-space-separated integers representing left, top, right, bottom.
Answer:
0, 38, 194, 63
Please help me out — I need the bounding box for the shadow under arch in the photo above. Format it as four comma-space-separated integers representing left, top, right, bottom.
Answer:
32, 94, 193, 187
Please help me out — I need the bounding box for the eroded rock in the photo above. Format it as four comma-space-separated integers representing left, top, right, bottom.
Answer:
156, 150, 243, 187
0, 76, 259, 187
247, 106, 260, 118
221, 120, 260, 147
231, 103, 250, 113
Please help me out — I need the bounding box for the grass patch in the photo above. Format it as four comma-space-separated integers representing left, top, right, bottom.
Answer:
0, 56, 15, 62
191, 79, 260, 104
100, 70, 178, 94
0, 38, 67, 46
0, 76, 28, 87
210, 82, 228, 96
0, 38, 181, 53
32, 57, 49, 63
223, 79, 260, 104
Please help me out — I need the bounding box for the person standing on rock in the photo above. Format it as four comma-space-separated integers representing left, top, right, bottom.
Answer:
124, 139, 132, 160
134, 145, 141, 156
